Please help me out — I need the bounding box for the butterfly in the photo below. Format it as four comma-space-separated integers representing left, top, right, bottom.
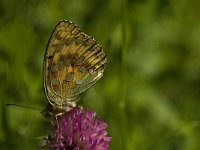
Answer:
42, 20, 107, 120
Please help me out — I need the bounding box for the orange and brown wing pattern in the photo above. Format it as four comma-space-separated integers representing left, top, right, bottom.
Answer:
44, 20, 107, 107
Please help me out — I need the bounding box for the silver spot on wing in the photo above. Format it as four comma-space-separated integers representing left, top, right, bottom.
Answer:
65, 72, 74, 81
79, 66, 86, 73
51, 64, 57, 72
52, 79, 59, 86
89, 68, 97, 75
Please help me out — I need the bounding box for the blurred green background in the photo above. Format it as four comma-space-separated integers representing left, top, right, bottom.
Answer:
0, 0, 200, 149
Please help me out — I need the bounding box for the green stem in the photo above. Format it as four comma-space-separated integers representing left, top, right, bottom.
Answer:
120, 0, 128, 108
118, 0, 128, 148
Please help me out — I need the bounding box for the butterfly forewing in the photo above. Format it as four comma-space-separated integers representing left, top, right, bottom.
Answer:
44, 20, 107, 107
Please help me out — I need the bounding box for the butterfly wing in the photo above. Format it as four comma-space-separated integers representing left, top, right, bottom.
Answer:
44, 20, 107, 107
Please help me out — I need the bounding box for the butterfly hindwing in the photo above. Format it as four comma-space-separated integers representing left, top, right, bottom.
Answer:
44, 20, 106, 106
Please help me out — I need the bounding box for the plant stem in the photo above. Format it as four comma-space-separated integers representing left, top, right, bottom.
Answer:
118, 0, 128, 148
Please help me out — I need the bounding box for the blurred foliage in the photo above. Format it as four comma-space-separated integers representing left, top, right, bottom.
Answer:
0, 0, 200, 149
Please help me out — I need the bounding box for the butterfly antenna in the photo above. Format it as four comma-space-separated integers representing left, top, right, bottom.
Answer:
6, 103, 42, 111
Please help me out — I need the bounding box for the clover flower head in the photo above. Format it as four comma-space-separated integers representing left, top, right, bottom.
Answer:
47, 107, 111, 150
